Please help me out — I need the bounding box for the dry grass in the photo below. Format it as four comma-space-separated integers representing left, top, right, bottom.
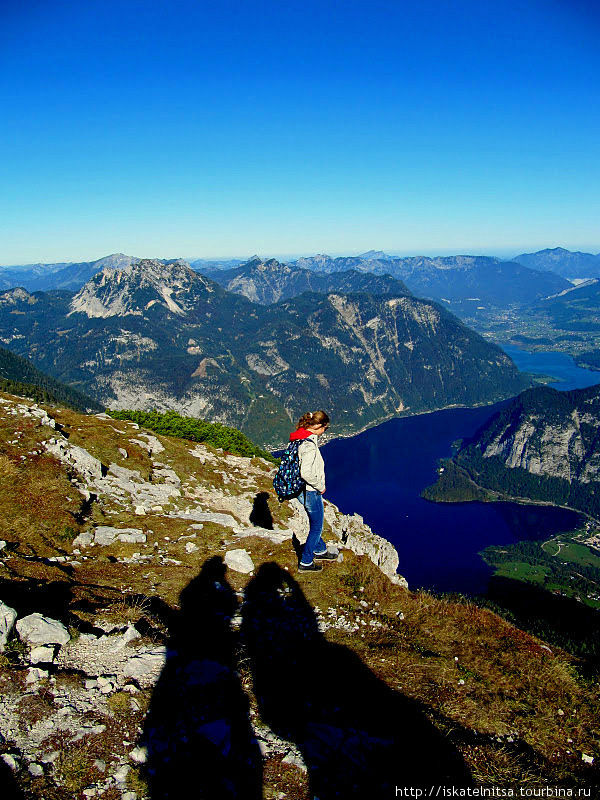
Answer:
55, 742, 101, 793
126, 765, 150, 796
107, 691, 133, 714
0, 424, 84, 557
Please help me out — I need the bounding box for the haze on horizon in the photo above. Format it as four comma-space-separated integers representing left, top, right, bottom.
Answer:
1, 0, 599, 265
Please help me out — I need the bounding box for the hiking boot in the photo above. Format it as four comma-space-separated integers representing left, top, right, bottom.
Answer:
314, 550, 338, 560
298, 562, 323, 572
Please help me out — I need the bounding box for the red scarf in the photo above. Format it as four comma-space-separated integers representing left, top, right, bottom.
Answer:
289, 427, 313, 442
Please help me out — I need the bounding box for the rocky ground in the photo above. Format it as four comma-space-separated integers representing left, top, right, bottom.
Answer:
0, 392, 599, 798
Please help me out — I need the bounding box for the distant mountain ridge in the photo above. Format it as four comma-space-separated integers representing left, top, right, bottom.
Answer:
0, 253, 138, 292
69, 258, 220, 318
202, 257, 411, 304
0, 259, 530, 446
3, 247, 594, 302
513, 248, 600, 279
292, 253, 569, 310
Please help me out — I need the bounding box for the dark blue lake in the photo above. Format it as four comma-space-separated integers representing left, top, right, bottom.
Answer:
323, 348, 600, 595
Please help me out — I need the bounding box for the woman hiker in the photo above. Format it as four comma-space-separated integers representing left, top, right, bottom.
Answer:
290, 410, 338, 572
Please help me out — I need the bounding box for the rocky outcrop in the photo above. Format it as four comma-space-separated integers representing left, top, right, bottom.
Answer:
16, 614, 71, 647
323, 503, 407, 587
0, 601, 17, 651
448, 383, 600, 519
471, 385, 600, 484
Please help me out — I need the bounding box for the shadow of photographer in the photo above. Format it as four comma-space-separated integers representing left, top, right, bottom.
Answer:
141, 556, 262, 799
241, 562, 472, 799
0, 758, 24, 800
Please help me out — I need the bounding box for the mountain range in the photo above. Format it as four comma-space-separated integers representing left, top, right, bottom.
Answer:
202, 254, 570, 314
535, 279, 600, 333
0, 253, 137, 292
3, 247, 597, 305
513, 248, 600, 280
0, 258, 530, 446
201, 257, 411, 304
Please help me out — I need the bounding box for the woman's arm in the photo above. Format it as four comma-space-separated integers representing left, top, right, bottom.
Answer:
298, 439, 326, 493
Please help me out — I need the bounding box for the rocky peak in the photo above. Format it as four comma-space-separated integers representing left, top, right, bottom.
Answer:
91, 252, 138, 270
248, 258, 289, 274
68, 258, 215, 318
0, 287, 36, 305
358, 250, 390, 260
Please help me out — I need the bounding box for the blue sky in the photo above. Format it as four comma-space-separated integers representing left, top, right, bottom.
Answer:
1, 0, 599, 264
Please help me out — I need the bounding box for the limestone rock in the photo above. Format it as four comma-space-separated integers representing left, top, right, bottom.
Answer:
322, 502, 408, 587
282, 749, 307, 772
93, 527, 146, 545
118, 531, 147, 544
29, 645, 57, 664
224, 549, 254, 574
0, 600, 17, 651
72, 530, 93, 548
123, 647, 167, 686
131, 433, 165, 454
44, 438, 103, 482
110, 625, 141, 652
233, 526, 293, 544
2, 754, 19, 771
168, 510, 239, 527
129, 746, 148, 764
16, 613, 71, 647
26, 667, 49, 684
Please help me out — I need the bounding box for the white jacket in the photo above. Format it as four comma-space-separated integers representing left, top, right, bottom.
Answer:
298, 434, 325, 493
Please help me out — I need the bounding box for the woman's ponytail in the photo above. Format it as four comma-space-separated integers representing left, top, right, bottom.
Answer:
296, 410, 330, 430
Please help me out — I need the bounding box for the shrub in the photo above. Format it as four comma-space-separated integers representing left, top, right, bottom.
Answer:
109, 409, 277, 462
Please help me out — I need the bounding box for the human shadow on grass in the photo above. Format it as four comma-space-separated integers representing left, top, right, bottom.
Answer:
241, 563, 473, 799
141, 556, 262, 800
0, 759, 23, 800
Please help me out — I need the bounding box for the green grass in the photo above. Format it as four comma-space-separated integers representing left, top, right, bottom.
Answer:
109, 408, 278, 462
494, 561, 549, 585
555, 541, 600, 569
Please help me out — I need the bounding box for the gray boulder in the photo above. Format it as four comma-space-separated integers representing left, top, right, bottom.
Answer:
16, 613, 71, 646
29, 645, 57, 664
123, 647, 167, 686
72, 530, 94, 548
224, 549, 255, 574
168, 510, 239, 527
44, 438, 103, 482
93, 527, 146, 545
0, 601, 17, 651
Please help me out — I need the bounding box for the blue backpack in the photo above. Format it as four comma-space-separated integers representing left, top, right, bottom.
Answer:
273, 440, 306, 502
